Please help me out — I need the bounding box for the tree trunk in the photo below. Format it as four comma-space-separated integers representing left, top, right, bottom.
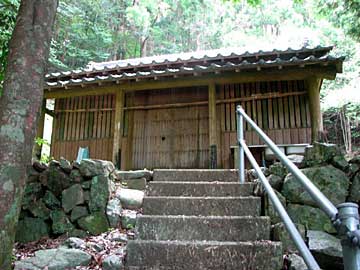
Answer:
0, 1, 58, 269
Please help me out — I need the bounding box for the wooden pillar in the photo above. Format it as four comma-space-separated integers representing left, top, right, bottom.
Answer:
208, 83, 217, 168
32, 99, 46, 160
125, 93, 135, 170
112, 90, 124, 167
306, 77, 323, 142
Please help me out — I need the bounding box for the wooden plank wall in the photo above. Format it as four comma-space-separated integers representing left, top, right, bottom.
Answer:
218, 80, 311, 168
51, 94, 115, 161
124, 87, 209, 169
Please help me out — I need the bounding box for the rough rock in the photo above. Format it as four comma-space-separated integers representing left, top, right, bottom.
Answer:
253, 179, 265, 196
70, 206, 89, 222
50, 210, 75, 234
45, 165, 72, 196
102, 254, 124, 270
62, 184, 84, 213
108, 231, 128, 243
303, 142, 340, 167
27, 166, 41, 182
331, 155, 349, 171
70, 169, 83, 183
22, 182, 43, 209
42, 190, 61, 210
287, 253, 308, 270
350, 155, 360, 164
15, 217, 49, 243
114, 169, 152, 181
14, 248, 91, 270
59, 157, 72, 173
269, 162, 288, 178
68, 229, 88, 238
282, 165, 349, 207
287, 204, 336, 233
265, 190, 286, 224
247, 167, 270, 181
78, 212, 109, 235
32, 160, 48, 172
286, 154, 305, 168
81, 180, 92, 189
121, 210, 137, 229
267, 174, 283, 191
272, 222, 306, 253
349, 172, 360, 202
29, 200, 50, 219
79, 159, 115, 177
348, 163, 360, 176
63, 237, 86, 249
106, 198, 122, 227
116, 188, 144, 210
89, 175, 111, 213
308, 230, 343, 270
123, 177, 147, 190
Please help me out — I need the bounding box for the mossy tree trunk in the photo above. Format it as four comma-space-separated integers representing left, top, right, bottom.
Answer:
0, 1, 58, 269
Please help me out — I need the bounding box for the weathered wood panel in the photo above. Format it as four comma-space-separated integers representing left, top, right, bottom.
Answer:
129, 87, 209, 169
218, 80, 311, 168
51, 94, 115, 161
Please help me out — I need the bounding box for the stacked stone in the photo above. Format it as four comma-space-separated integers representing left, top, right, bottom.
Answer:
16, 158, 148, 244
251, 142, 360, 270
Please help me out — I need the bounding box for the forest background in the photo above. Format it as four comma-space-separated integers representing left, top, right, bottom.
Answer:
1, 0, 359, 152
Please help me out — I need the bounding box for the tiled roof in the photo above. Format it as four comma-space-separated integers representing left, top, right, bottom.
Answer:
45, 46, 344, 89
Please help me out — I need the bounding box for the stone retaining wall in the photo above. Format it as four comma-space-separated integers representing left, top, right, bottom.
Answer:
17, 158, 151, 243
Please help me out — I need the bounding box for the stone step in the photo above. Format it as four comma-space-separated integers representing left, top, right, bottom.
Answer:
143, 196, 261, 216
153, 169, 239, 182
125, 240, 282, 270
136, 215, 270, 241
147, 181, 254, 197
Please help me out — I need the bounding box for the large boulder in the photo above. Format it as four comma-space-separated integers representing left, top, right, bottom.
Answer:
269, 162, 288, 178
89, 175, 112, 213
106, 198, 122, 227
62, 184, 84, 213
308, 230, 343, 270
78, 212, 109, 235
282, 165, 349, 207
79, 159, 115, 177
22, 182, 43, 210
28, 200, 50, 219
50, 210, 75, 234
102, 254, 124, 270
348, 172, 360, 202
287, 253, 307, 270
303, 142, 340, 167
70, 206, 89, 222
331, 155, 349, 171
116, 188, 144, 210
287, 204, 336, 233
15, 217, 49, 243
14, 248, 91, 270
272, 222, 306, 253
59, 157, 72, 173
265, 190, 286, 224
44, 165, 72, 196
42, 190, 61, 210
266, 174, 283, 191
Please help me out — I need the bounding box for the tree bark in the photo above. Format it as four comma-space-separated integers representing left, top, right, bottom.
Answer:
0, 1, 58, 269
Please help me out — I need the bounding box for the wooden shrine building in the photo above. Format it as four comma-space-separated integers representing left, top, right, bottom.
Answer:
42, 46, 344, 169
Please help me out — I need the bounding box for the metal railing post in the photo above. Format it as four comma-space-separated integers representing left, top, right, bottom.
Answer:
236, 105, 245, 184
337, 203, 360, 270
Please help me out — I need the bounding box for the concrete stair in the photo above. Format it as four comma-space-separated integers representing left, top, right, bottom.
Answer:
125, 169, 282, 270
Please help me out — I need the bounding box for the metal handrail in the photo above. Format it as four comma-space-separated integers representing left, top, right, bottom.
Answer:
236, 105, 360, 270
